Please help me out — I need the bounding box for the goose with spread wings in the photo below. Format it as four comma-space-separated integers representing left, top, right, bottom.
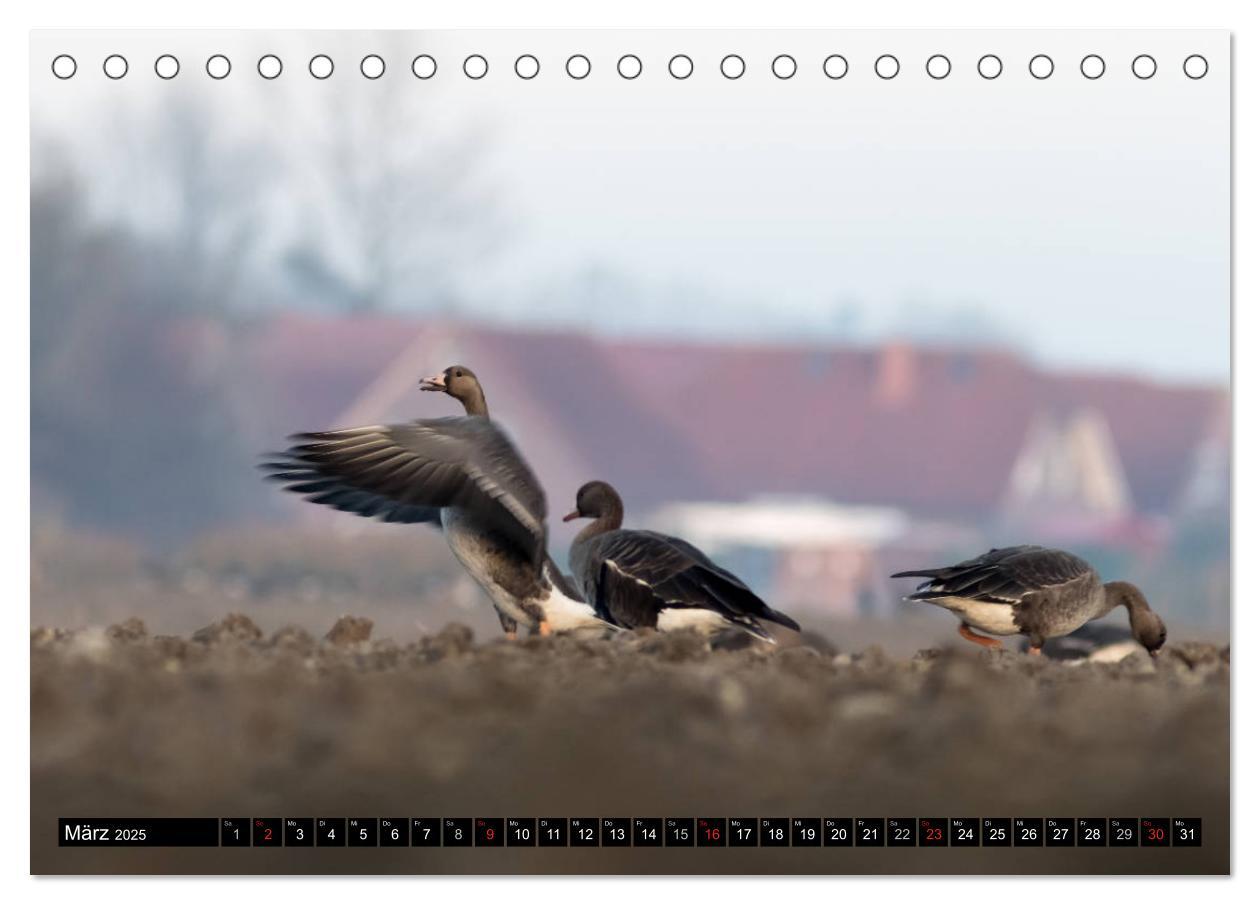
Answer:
564, 480, 801, 642
891, 545, 1167, 656
262, 364, 607, 638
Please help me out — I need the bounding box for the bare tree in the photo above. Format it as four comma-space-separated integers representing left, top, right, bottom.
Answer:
92, 92, 278, 314
283, 35, 507, 314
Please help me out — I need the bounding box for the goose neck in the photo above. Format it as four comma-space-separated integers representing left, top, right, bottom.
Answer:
575, 508, 622, 544
1102, 580, 1148, 619
460, 388, 489, 417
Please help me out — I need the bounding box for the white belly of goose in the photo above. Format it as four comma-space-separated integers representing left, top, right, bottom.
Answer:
537, 584, 608, 632
657, 607, 730, 634
934, 596, 1021, 636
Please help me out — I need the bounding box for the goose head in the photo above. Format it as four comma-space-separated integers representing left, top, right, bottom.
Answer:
1132, 607, 1168, 657
420, 364, 488, 416
1105, 581, 1167, 656
563, 480, 624, 529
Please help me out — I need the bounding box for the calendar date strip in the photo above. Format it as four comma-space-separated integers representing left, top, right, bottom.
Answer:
59, 817, 1202, 848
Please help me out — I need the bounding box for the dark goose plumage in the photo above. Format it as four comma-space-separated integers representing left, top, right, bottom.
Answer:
262, 364, 607, 638
564, 481, 800, 642
891, 545, 1167, 655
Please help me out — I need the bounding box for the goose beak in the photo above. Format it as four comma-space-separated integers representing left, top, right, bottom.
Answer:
420, 373, 447, 392
562, 510, 580, 522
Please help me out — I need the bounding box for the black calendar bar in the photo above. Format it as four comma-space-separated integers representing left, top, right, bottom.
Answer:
57, 817, 1203, 847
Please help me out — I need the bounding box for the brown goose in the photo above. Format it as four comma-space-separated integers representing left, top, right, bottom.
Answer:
262, 365, 609, 638
564, 481, 801, 642
891, 545, 1167, 656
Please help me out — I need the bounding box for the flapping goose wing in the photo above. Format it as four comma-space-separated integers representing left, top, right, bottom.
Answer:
893, 545, 1094, 604
262, 416, 548, 569
583, 530, 798, 633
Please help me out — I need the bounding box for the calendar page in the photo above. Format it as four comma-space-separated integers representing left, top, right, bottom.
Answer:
29, 29, 1229, 875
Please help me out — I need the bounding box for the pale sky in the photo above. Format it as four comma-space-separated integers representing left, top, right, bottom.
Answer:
31, 29, 1230, 382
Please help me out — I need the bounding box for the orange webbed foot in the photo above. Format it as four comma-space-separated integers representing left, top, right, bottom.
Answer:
958, 623, 1003, 650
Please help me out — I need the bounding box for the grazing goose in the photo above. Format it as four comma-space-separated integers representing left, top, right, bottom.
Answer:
564, 480, 801, 642
262, 364, 608, 639
891, 545, 1167, 656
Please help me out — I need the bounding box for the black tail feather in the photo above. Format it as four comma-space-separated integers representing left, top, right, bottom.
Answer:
681, 568, 802, 635
890, 569, 943, 579
762, 608, 801, 632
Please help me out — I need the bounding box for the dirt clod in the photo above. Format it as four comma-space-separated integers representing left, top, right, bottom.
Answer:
190, 612, 262, 645
323, 615, 373, 646
107, 617, 148, 643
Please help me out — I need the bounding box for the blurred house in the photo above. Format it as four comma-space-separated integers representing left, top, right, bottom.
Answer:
995, 407, 1167, 552
1004, 408, 1134, 520
1176, 394, 1231, 517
